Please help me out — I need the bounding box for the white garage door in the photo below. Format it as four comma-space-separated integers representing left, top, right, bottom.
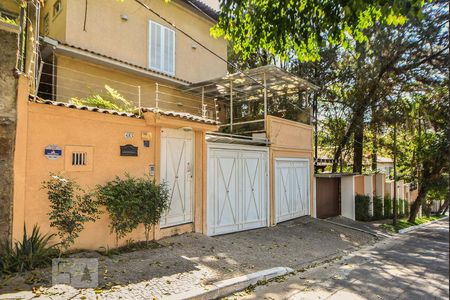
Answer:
160, 128, 194, 228
275, 158, 310, 223
207, 144, 268, 236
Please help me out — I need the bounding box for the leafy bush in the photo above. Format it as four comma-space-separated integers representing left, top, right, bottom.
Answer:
0, 225, 58, 276
97, 174, 170, 245
372, 196, 384, 220
70, 85, 137, 113
397, 199, 405, 218
138, 181, 171, 243
404, 200, 410, 217
42, 174, 100, 251
384, 196, 393, 218
355, 194, 370, 221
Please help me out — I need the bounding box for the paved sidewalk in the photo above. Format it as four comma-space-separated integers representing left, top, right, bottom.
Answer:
0, 217, 374, 299
234, 219, 449, 300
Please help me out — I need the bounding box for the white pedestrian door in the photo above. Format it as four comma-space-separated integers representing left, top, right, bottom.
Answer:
160, 128, 194, 228
208, 145, 268, 236
275, 158, 310, 223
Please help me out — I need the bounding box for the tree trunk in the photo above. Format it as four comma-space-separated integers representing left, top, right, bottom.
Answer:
409, 185, 428, 222
0, 28, 19, 243
438, 199, 448, 215
353, 113, 364, 173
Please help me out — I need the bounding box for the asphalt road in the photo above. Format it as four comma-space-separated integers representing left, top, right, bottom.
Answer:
234, 219, 449, 300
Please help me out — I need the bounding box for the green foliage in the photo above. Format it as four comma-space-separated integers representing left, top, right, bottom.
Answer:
381, 215, 443, 233
397, 199, 405, 218
42, 174, 100, 251
70, 85, 137, 113
355, 194, 370, 221
212, 0, 424, 61
384, 196, 393, 218
0, 225, 58, 276
372, 196, 384, 220
0, 16, 18, 26
138, 180, 171, 243
97, 174, 170, 245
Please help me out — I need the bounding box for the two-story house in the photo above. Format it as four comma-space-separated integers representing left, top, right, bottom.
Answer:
11, 0, 318, 249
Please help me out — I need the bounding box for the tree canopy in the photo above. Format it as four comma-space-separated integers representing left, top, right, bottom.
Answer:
212, 0, 426, 61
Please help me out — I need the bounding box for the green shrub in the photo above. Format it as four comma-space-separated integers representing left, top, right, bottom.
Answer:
384, 196, 393, 218
404, 200, 410, 217
0, 225, 58, 276
397, 199, 405, 218
70, 85, 137, 113
355, 194, 370, 221
373, 196, 384, 220
97, 174, 170, 245
42, 174, 100, 251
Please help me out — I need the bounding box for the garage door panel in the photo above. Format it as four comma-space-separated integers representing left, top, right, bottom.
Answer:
275, 159, 310, 223
215, 155, 239, 231
241, 153, 266, 227
208, 146, 267, 236
276, 165, 292, 222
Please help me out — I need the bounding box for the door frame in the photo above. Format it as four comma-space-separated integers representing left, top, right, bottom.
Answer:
160, 127, 195, 229
206, 142, 270, 235
274, 157, 311, 224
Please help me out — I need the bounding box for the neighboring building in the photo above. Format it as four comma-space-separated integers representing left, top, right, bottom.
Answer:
8, 0, 319, 249
377, 157, 394, 177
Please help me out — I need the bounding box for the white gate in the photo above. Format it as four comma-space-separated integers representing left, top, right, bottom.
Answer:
275, 158, 310, 223
207, 144, 268, 236
160, 128, 194, 228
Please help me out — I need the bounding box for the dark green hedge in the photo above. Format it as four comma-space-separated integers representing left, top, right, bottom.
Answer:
384, 196, 393, 218
355, 194, 371, 221
373, 196, 384, 220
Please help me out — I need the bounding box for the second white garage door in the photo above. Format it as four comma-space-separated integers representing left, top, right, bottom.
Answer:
207, 144, 268, 236
275, 158, 310, 223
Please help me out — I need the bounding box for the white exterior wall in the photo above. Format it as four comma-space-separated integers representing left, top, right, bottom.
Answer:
375, 173, 385, 215
364, 175, 374, 217
341, 176, 355, 220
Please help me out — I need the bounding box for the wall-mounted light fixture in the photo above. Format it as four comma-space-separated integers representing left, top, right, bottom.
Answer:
120, 14, 129, 21
191, 43, 198, 50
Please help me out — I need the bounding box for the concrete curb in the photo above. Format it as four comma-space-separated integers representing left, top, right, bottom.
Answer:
398, 216, 449, 234
164, 266, 294, 300
321, 219, 390, 239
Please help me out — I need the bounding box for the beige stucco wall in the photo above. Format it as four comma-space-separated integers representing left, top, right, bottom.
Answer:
13, 80, 217, 250
54, 55, 215, 117
40, 0, 67, 41
56, 0, 227, 83
266, 116, 314, 224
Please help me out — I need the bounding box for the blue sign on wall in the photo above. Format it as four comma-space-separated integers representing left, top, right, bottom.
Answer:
44, 145, 62, 160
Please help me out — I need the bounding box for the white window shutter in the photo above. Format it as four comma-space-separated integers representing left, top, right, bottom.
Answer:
149, 21, 175, 75
163, 28, 174, 74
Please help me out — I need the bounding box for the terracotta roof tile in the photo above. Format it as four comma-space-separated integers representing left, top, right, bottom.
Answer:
32, 98, 219, 124
141, 107, 219, 124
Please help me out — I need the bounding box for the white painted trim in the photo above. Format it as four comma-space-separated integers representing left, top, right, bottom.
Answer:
207, 142, 269, 152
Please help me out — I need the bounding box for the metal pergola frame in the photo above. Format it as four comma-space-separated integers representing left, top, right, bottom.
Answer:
182, 65, 319, 133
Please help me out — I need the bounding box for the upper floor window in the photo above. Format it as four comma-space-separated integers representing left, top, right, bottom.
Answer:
148, 20, 175, 75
